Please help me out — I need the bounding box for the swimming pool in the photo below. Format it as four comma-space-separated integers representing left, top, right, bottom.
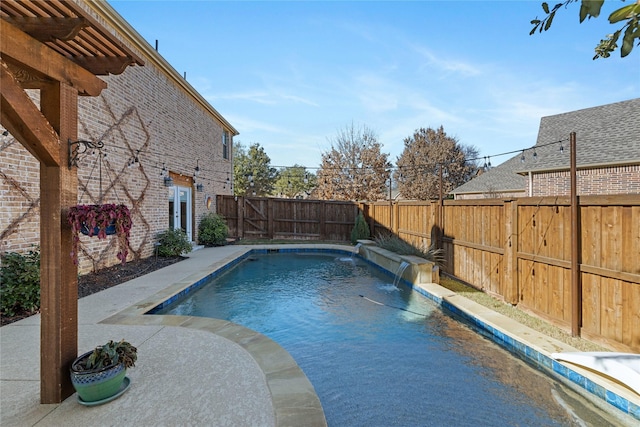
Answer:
153, 251, 620, 426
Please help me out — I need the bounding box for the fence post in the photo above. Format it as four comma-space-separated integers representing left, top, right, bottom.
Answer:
368, 203, 376, 237
360, 202, 369, 234
504, 199, 518, 304
267, 198, 274, 239
570, 131, 582, 337
237, 196, 244, 239
319, 200, 326, 240
433, 200, 442, 250
428, 201, 437, 249
392, 201, 399, 235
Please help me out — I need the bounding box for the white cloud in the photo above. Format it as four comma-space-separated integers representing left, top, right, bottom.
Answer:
352, 73, 400, 113
211, 91, 277, 105
224, 114, 287, 135
277, 92, 319, 107
410, 43, 482, 77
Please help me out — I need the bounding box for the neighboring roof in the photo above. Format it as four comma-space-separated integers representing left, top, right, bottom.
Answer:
452, 98, 640, 195
450, 154, 526, 196
521, 97, 640, 174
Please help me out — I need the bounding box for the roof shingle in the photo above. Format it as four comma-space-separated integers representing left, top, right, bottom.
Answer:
452, 98, 640, 196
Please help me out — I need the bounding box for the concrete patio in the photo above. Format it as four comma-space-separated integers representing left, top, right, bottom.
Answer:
1, 245, 325, 427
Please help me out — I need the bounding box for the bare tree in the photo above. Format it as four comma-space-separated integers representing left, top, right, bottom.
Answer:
314, 123, 391, 201
394, 126, 478, 200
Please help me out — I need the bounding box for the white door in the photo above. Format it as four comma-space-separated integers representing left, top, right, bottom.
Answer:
169, 186, 192, 241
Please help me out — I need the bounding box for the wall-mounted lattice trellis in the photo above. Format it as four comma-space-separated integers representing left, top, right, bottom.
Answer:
0, 97, 157, 273
0, 166, 40, 252
75, 100, 153, 272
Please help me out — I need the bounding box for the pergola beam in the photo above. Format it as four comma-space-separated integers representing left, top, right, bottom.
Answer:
3, 16, 88, 42
73, 56, 137, 77
0, 63, 60, 167
0, 20, 106, 96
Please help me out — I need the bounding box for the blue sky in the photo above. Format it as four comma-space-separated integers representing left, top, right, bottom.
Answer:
109, 1, 639, 169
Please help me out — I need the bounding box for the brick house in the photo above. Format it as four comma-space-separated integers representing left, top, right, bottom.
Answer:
451, 98, 640, 200
0, 1, 238, 274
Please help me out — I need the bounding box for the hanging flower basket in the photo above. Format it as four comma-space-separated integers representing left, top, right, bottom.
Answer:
80, 221, 116, 236
67, 204, 132, 265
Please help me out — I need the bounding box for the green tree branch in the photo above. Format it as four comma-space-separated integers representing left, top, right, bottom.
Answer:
530, 0, 640, 58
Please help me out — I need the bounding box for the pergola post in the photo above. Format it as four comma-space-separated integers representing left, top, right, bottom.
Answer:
39, 81, 79, 403
1, 0, 142, 403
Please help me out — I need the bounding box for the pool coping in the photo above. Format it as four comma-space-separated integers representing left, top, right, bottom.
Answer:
104, 244, 639, 424
409, 284, 640, 422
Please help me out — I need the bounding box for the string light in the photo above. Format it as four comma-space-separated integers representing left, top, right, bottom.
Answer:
75, 134, 568, 190
127, 149, 140, 168
482, 156, 493, 172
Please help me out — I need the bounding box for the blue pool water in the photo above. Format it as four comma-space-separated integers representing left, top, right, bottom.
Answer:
156, 252, 617, 426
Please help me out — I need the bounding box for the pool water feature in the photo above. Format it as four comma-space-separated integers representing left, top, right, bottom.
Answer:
351, 243, 362, 259
154, 252, 622, 426
392, 260, 410, 288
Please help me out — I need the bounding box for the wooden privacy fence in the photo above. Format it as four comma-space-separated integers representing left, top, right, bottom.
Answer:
217, 195, 358, 241
217, 194, 640, 351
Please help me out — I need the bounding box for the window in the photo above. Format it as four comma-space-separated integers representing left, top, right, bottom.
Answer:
222, 131, 229, 160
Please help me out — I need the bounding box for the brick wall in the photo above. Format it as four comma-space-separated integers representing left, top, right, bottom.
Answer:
0, 6, 234, 273
530, 164, 640, 197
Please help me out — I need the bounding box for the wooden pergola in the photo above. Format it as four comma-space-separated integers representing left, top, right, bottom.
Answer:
0, 0, 143, 403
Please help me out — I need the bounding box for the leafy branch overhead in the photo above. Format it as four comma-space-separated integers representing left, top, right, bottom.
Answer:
530, 0, 640, 58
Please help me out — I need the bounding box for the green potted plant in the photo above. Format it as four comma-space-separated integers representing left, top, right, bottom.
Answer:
70, 339, 137, 405
67, 204, 132, 265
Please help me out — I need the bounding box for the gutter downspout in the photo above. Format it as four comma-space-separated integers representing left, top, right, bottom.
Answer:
528, 171, 533, 197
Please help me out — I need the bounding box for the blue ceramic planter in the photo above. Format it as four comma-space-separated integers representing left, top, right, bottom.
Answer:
80, 222, 116, 236
70, 351, 127, 403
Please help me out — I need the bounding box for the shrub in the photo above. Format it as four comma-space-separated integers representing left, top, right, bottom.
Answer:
374, 233, 445, 266
350, 212, 370, 244
156, 228, 192, 257
198, 213, 228, 247
0, 248, 41, 317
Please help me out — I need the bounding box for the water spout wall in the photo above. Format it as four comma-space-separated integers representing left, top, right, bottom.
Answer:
356, 241, 440, 286
351, 243, 362, 259
393, 261, 410, 288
